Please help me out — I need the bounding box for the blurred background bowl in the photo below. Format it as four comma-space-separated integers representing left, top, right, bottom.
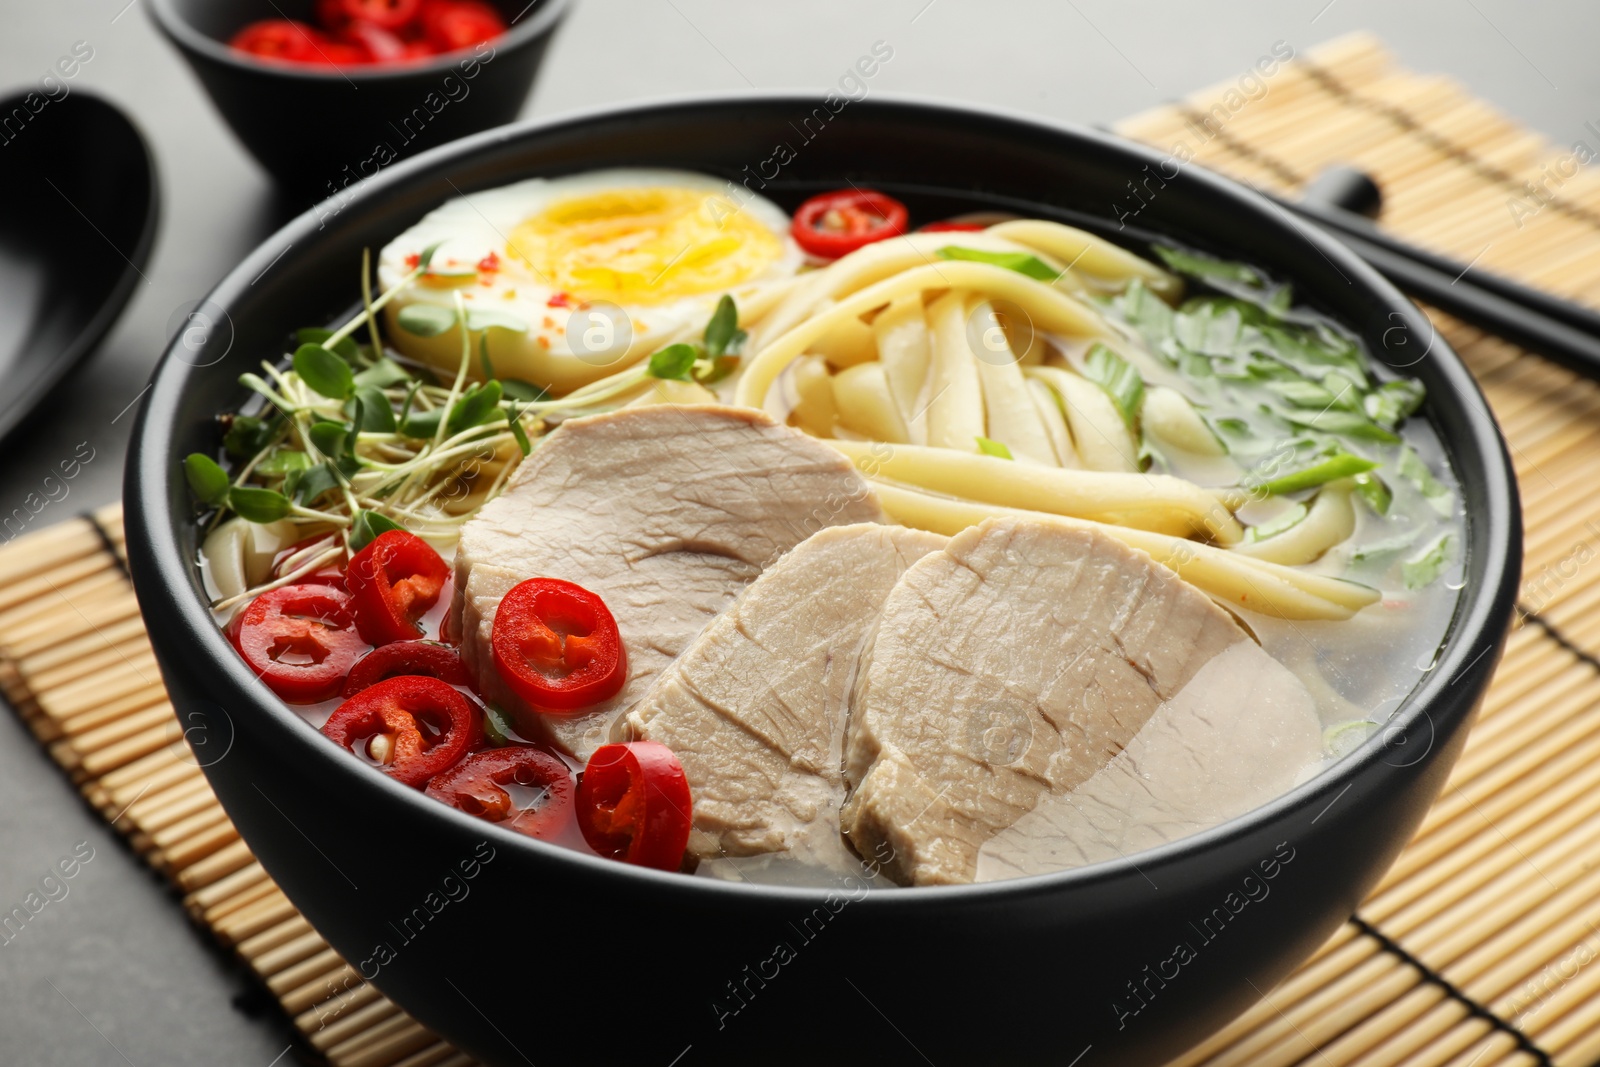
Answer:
146, 0, 570, 194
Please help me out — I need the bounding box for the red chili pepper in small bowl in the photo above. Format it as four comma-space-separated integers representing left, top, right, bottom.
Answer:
790, 189, 909, 259
426, 747, 575, 839
232, 584, 368, 703
491, 578, 626, 713
343, 640, 468, 696
346, 530, 450, 646
577, 742, 692, 871
322, 675, 477, 787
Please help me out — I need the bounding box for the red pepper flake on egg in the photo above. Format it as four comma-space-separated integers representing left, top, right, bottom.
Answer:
547, 292, 573, 309
477, 252, 501, 274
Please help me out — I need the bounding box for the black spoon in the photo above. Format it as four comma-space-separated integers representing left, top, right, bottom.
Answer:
0, 89, 159, 443
1283, 165, 1600, 376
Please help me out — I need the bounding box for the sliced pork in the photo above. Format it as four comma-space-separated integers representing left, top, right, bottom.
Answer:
452, 404, 885, 758
617, 523, 946, 866
842, 516, 1320, 886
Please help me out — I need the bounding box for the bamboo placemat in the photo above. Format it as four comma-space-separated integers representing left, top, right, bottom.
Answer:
5, 33, 1600, 1066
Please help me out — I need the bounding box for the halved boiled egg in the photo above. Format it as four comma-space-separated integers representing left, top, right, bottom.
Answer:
376, 169, 803, 394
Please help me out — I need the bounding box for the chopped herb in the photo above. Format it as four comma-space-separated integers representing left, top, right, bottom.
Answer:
1285, 408, 1400, 443
349, 509, 405, 552
1268, 379, 1339, 409
183, 454, 231, 506
1154, 245, 1262, 287
1245, 502, 1309, 542
936, 246, 1060, 282
1396, 446, 1454, 516
1353, 471, 1392, 515
228, 486, 291, 524
293, 343, 355, 401
647, 343, 699, 381
1365, 378, 1427, 429
396, 303, 457, 338
1403, 533, 1454, 590
1082, 344, 1144, 426
975, 436, 1014, 459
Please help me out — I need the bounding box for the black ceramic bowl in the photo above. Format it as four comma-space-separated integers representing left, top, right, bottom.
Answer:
125, 96, 1521, 1067
146, 0, 569, 193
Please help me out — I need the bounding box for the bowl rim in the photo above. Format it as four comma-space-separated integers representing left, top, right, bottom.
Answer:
126, 89, 1521, 910
144, 0, 571, 82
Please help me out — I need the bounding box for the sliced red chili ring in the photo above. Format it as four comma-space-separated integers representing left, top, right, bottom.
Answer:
790, 189, 909, 260
426, 747, 575, 839
346, 529, 450, 646
344, 640, 468, 696
491, 578, 626, 714
339, 0, 422, 29
269, 535, 347, 589
322, 675, 476, 787
576, 742, 692, 871
232, 584, 367, 703
918, 221, 987, 233
229, 20, 324, 62
419, 0, 506, 51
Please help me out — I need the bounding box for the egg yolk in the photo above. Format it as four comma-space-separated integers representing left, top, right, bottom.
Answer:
505, 186, 783, 305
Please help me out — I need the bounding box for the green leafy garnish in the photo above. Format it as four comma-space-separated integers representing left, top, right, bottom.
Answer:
648, 343, 699, 381
353, 358, 413, 390
1245, 502, 1309, 542
1365, 379, 1426, 429
1353, 472, 1392, 515
1082, 345, 1144, 426
975, 436, 1014, 460
465, 309, 529, 334
184, 454, 231, 507
396, 303, 457, 338
293, 343, 355, 401
223, 415, 275, 459
1396, 446, 1454, 516
1285, 409, 1400, 443
1403, 533, 1455, 590
308, 420, 350, 458
1154, 245, 1262, 287
349, 510, 405, 552
255, 450, 313, 476
228, 486, 291, 524
1248, 448, 1378, 495
936, 246, 1060, 282
347, 386, 397, 433
506, 404, 532, 456
1113, 280, 1174, 346
290, 462, 340, 505
702, 294, 744, 359
501, 379, 550, 403
296, 327, 359, 364
399, 407, 445, 440
1350, 528, 1423, 562
447, 380, 505, 436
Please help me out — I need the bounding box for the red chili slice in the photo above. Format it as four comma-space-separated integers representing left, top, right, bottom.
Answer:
232, 585, 368, 703
270, 535, 347, 589
344, 641, 468, 696
420, 0, 507, 52
346, 530, 450, 646
790, 189, 909, 259
577, 742, 692, 871
491, 578, 626, 713
919, 221, 987, 233
343, 21, 408, 62
322, 675, 476, 787
230, 20, 323, 62
426, 747, 575, 839
339, 0, 422, 29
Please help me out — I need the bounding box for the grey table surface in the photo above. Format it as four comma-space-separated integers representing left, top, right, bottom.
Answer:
1, 2, 1595, 1063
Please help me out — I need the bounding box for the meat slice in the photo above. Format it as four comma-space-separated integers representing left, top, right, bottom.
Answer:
842, 516, 1320, 886
453, 404, 885, 758
616, 523, 947, 867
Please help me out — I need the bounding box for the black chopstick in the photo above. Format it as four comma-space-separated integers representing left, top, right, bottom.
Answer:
1271, 175, 1600, 380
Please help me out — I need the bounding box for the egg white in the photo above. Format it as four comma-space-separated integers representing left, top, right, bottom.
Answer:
376, 168, 803, 394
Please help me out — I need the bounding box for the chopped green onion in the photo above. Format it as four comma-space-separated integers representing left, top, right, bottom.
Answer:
1285, 409, 1400, 443
1353, 471, 1392, 515
1403, 533, 1455, 590
975, 436, 1014, 459
1365, 379, 1427, 429
1396, 446, 1454, 516
1248, 448, 1378, 495
1154, 245, 1262, 287
1245, 502, 1309, 542
935, 246, 1061, 282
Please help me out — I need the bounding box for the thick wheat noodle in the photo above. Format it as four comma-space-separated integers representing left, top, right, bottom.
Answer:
869, 481, 1377, 620
1231, 483, 1357, 565
734, 261, 1115, 412
825, 438, 1243, 542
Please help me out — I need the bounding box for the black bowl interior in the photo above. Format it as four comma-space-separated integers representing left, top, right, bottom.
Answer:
126, 95, 1521, 1067
0, 90, 157, 444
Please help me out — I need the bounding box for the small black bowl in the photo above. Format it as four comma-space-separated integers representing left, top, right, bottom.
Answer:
126, 95, 1520, 1067
146, 0, 570, 194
